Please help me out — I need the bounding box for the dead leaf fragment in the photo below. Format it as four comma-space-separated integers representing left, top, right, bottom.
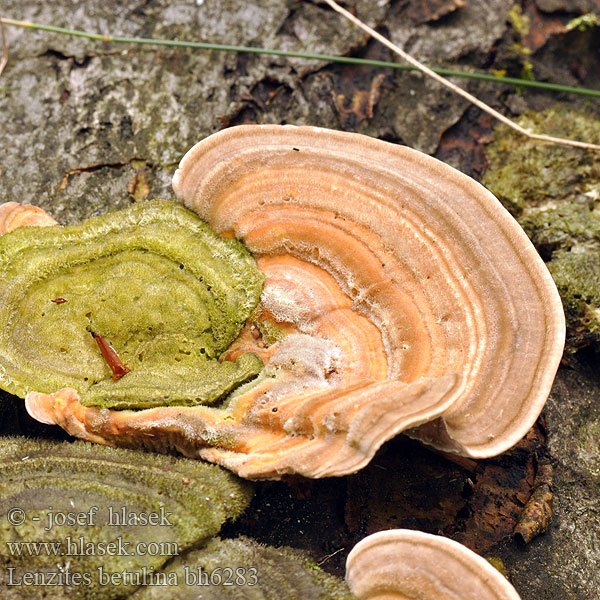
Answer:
514, 463, 554, 543
128, 165, 151, 202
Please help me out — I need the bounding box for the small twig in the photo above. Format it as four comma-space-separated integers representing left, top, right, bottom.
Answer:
1, 16, 600, 97
0, 14, 8, 78
91, 332, 131, 381
323, 0, 600, 151
317, 546, 345, 565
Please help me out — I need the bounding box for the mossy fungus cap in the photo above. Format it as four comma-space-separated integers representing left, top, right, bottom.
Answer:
19, 125, 565, 479
345, 529, 522, 600
0, 200, 264, 410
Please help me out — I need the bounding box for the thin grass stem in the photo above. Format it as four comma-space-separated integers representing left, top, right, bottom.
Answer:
1, 16, 599, 98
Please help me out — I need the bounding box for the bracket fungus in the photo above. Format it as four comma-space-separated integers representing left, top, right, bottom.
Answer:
9, 125, 564, 479
132, 536, 355, 599
345, 529, 522, 600
0, 201, 58, 234
0, 437, 252, 599
0, 200, 264, 410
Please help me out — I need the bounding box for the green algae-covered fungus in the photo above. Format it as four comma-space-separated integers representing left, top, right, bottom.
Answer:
0, 200, 264, 409
0, 437, 253, 600
483, 106, 600, 346
131, 536, 356, 600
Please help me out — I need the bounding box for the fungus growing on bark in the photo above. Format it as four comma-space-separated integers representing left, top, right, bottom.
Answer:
0, 201, 57, 234
131, 536, 355, 599
0, 200, 264, 410
345, 529, 522, 600
8, 125, 565, 479
0, 437, 252, 600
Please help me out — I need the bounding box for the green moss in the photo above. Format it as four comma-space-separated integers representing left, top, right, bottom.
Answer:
508, 5, 531, 36
548, 252, 600, 334
519, 203, 600, 255
485, 556, 509, 578
0, 437, 253, 599
566, 13, 600, 32
0, 200, 265, 409
483, 106, 600, 345
483, 109, 600, 215
520, 60, 535, 81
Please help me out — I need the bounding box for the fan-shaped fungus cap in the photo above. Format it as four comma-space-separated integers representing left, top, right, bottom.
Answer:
19, 125, 565, 479
172, 124, 565, 458
346, 529, 522, 600
0, 201, 57, 234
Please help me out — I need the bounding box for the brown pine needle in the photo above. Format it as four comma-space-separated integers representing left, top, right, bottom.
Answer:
91, 332, 131, 381
323, 0, 600, 152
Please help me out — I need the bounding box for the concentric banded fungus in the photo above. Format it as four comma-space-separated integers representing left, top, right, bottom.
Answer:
345, 529, 522, 600
19, 125, 564, 479
132, 536, 355, 599
0, 437, 252, 599
0, 199, 264, 409
0, 201, 57, 234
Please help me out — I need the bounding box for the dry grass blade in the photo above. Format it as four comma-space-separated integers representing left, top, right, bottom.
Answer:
323, 0, 600, 152
0, 15, 8, 78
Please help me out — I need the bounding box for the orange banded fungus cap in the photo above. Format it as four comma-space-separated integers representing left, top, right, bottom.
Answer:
346, 529, 522, 600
